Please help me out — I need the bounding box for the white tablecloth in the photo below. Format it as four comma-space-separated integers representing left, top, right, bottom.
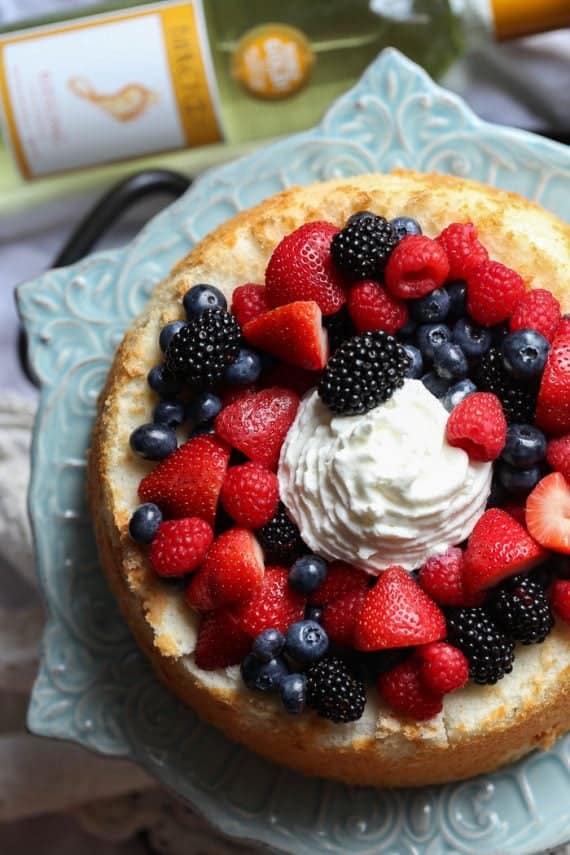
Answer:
1, 3, 569, 852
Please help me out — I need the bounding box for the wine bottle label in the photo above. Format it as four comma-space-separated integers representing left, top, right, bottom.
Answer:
231, 24, 314, 100
0, 1, 223, 179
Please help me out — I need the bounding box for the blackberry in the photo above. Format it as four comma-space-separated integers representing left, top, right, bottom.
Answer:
476, 347, 537, 424
446, 607, 515, 685
256, 503, 306, 563
306, 657, 366, 723
490, 575, 554, 645
331, 214, 398, 279
323, 305, 356, 353
318, 330, 410, 415
165, 307, 241, 387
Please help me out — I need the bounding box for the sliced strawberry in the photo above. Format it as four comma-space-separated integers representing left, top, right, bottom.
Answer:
194, 607, 252, 671
234, 565, 306, 637
138, 435, 229, 524
321, 587, 367, 647
308, 560, 370, 605
536, 334, 570, 435
463, 508, 546, 593
243, 301, 328, 371
215, 386, 299, 470
265, 221, 346, 315
353, 566, 446, 652
188, 528, 264, 610
418, 547, 484, 607
526, 472, 570, 554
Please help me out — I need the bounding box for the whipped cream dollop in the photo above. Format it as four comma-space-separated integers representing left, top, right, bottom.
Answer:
278, 379, 492, 574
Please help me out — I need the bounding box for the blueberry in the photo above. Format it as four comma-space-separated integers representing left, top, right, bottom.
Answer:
442, 379, 477, 412
433, 342, 468, 380
410, 287, 450, 324
416, 323, 452, 362
159, 321, 186, 353
305, 605, 323, 623
183, 284, 227, 319
502, 329, 550, 381
446, 280, 467, 320
241, 654, 288, 692
186, 390, 222, 427
289, 555, 328, 594
501, 424, 547, 469
128, 503, 162, 543
497, 462, 541, 495
453, 319, 492, 360
147, 365, 181, 399
130, 423, 177, 460
285, 620, 329, 665
421, 371, 450, 399
251, 628, 285, 663
223, 347, 262, 386
403, 344, 423, 379
153, 400, 185, 428
390, 216, 422, 241
280, 673, 307, 714
399, 317, 417, 340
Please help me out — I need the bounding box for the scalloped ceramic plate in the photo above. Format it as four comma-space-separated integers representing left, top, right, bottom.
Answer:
19, 50, 570, 854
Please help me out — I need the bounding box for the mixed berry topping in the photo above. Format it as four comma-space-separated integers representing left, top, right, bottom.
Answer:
126, 209, 570, 725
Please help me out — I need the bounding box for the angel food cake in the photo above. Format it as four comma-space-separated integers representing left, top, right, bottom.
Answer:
89, 171, 570, 787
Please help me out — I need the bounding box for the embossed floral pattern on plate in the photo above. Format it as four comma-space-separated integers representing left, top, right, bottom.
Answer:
18, 50, 570, 855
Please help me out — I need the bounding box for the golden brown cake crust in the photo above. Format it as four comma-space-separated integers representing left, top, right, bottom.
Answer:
88, 171, 570, 787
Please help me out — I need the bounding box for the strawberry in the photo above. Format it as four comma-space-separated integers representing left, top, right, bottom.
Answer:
231, 283, 268, 327
321, 587, 367, 647
243, 301, 328, 371
378, 659, 443, 720
234, 565, 306, 637
308, 560, 369, 605
138, 435, 230, 524
550, 579, 570, 622
416, 642, 469, 695
194, 607, 252, 671
149, 518, 213, 577
466, 260, 526, 326
353, 566, 446, 652
265, 221, 346, 315
436, 222, 489, 280
187, 527, 264, 610
445, 392, 507, 462
347, 280, 409, 334
384, 235, 449, 300
418, 547, 485, 607
463, 508, 546, 593
526, 472, 570, 554
546, 434, 570, 481
510, 288, 561, 343
536, 333, 570, 435
215, 387, 299, 470
220, 462, 279, 528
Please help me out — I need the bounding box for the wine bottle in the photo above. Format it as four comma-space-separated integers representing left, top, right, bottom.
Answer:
0, 0, 568, 234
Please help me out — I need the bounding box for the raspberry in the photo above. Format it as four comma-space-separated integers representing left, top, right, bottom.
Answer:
557, 316, 570, 338
466, 261, 526, 326
418, 546, 484, 607
220, 462, 279, 528
445, 392, 507, 461
546, 434, 570, 481
416, 642, 469, 695
436, 222, 489, 280
149, 518, 213, 577
231, 283, 268, 326
378, 659, 443, 720
510, 288, 561, 343
551, 579, 570, 622
384, 235, 449, 299
347, 280, 409, 334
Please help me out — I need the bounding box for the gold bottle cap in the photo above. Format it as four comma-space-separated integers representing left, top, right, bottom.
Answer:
491, 0, 570, 40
